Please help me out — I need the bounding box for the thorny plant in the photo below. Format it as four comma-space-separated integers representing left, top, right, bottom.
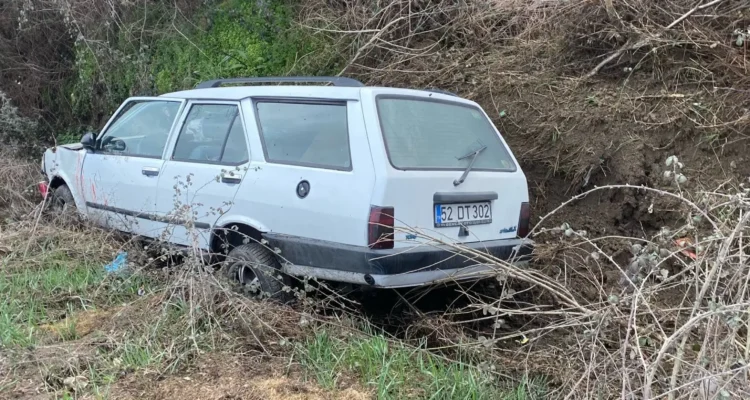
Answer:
300, 0, 749, 84
381, 156, 749, 399
163, 162, 750, 398
155, 169, 355, 304
20, 166, 545, 397
33, 148, 750, 399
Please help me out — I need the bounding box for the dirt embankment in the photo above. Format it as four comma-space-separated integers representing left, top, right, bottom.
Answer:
304, 0, 749, 240
303, 1, 750, 397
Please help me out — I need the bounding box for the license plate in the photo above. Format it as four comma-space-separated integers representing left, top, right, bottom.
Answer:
434, 202, 492, 227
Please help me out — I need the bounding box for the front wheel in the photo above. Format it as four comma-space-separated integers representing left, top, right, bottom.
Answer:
223, 243, 292, 302
47, 184, 78, 221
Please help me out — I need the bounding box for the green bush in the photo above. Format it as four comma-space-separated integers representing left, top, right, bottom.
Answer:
68, 0, 342, 128
0, 90, 43, 154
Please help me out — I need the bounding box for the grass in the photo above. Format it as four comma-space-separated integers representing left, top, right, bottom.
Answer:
296, 330, 547, 400
0, 203, 546, 399
0, 233, 179, 397
1, 239, 548, 399
115, 340, 165, 370
0, 246, 160, 348
0, 252, 104, 347
55, 304, 81, 341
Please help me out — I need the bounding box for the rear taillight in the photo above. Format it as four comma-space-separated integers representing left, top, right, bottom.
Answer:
517, 202, 531, 238
38, 181, 49, 199
368, 206, 394, 250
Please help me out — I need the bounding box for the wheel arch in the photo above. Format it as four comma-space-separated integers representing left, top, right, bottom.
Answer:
49, 175, 67, 190
210, 218, 269, 256
48, 173, 87, 212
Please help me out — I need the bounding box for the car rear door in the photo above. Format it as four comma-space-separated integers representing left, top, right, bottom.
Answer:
153, 100, 250, 249
360, 89, 530, 247
80, 97, 185, 237
227, 92, 376, 247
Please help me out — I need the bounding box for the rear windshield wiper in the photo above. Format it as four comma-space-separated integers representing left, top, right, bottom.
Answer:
453, 145, 487, 186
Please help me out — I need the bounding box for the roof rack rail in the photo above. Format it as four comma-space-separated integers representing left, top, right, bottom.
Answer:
424, 88, 458, 97
195, 76, 364, 89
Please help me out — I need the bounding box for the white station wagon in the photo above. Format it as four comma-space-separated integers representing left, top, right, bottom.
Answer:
39, 76, 533, 299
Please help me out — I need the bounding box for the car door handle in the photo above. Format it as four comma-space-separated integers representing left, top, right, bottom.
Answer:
142, 167, 159, 177
220, 173, 242, 184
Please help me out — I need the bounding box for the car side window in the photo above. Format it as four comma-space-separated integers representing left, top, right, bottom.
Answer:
255, 101, 351, 170
98, 100, 181, 158
172, 104, 248, 164
220, 116, 250, 164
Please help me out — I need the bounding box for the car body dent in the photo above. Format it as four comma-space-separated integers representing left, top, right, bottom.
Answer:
43, 146, 89, 212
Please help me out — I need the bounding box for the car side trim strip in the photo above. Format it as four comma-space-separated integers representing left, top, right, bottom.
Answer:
85, 202, 211, 229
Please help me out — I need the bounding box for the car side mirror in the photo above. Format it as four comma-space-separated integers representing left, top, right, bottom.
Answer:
81, 132, 96, 151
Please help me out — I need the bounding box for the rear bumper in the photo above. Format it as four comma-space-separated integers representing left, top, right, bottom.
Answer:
266, 234, 533, 288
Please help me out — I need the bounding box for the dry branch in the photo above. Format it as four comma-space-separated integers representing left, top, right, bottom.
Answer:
584, 0, 728, 79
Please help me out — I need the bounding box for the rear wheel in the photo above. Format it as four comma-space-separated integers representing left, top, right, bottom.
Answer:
224, 243, 292, 302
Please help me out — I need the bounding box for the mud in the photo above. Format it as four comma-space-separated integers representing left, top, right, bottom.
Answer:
110, 354, 369, 400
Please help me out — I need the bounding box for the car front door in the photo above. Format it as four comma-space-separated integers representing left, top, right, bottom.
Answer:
153, 100, 250, 249
80, 97, 185, 237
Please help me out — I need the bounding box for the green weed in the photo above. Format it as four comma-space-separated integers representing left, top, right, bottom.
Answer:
116, 340, 165, 369
296, 331, 547, 400
0, 253, 101, 346
55, 304, 80, 341
0, 249, 154, 347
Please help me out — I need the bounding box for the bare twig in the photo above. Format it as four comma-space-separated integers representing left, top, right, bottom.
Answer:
584, 0, 727, 79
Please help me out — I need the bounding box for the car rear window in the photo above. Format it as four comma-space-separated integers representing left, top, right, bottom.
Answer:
376, 97, 516, 171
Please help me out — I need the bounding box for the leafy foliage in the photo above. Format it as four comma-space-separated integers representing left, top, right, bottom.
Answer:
0, 0, 342, 155
70, 0, 341, 130
0, 91, 42, 154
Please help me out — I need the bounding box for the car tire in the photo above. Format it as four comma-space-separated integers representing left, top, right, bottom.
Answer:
224, 243, 292, 302
48, 184, 78, 220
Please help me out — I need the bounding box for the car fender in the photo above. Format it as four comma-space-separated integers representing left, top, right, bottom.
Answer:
213, 214, 270, 234
43, 146, 89, 212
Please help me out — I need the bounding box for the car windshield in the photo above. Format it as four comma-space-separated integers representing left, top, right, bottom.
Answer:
376, 97, 516, 171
